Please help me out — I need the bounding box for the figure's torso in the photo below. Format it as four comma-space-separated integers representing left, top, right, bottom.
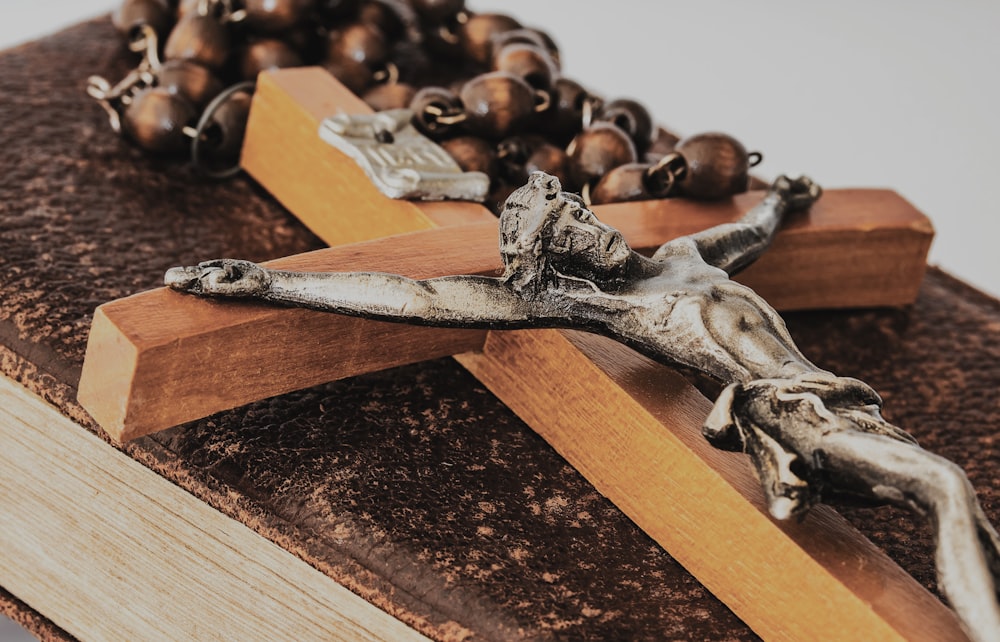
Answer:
582, 239, 823, 384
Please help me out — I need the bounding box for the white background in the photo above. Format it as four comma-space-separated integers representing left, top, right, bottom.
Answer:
0, 1, 998, 639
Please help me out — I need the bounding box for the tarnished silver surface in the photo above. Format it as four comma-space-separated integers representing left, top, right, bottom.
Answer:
167, 173, 1000, 641
319, 109, 490, 202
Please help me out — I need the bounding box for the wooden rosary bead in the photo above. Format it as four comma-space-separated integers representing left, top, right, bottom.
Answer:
322, 18, 389, 95
242, 0, 314, 34
459, 71, 537, 140
175, 0, 197, 20
324, 59, 373, 95
496, 134, 546, 183
541, 77, 589, 145
458, 13, 521, 66
589, 162, 669, 205
597, 98, 653, 155
325, 23, 388, 70
527, 28, 560, 67
493, 43, 556, 91
362, 82, 416, 111
648, 128, 680, 157
440, 136, 497, 176
491, 28, 559, 70
239, 39, 304, 80
157, 59, 223, 107
112, 0, 173, 38
122, 87, 197, 154
386, 40, 432, 85
497, 135, 569, 187
489, 28, 546, 55
357, 0, 408, 42
410, 86, 464, 138
524, 142, 570, 188
410, 0, 465, 23
675, 132, 751, 200
281, 23, 326, 63
567, 122, 637, 188
164, 14, 231, 71
317, 0, 361, 22
198, 88, 253, 161
420, 25, 461, 59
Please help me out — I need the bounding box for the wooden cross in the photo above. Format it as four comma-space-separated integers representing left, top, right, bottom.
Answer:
77, 68, 963, 640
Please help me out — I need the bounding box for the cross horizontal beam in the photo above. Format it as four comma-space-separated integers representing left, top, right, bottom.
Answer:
78, 187, 930, 443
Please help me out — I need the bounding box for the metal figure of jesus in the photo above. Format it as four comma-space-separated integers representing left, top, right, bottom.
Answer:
166, 172, 1000, 642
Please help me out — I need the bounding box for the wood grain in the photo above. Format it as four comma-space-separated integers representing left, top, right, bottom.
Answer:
240, 68, 496, 244
77, 231, 493, 443
458, 331, 968, 641
0, 375, 429, 641
596, 187, 934, 309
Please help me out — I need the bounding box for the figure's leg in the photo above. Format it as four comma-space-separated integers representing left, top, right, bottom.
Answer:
706, 376, 999, 639
820, 430, 1000, 642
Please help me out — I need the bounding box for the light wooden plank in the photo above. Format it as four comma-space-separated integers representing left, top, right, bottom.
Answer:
596, 187, 933, 309
456, 331, 968, 641
242, 67, 499, 234
0, 375, 430, 641
77, 229, 493, 443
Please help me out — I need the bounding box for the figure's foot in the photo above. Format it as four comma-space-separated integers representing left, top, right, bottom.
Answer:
772, 175, 822, 212
164, 259, 271, 298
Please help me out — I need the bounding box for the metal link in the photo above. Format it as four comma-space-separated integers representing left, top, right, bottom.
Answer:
644, 152, 687, 197
373, 62, 400, 86
423, 104, 467, 126
533, 89, 552, 113
189, 81, 256, 180
581, 95, 596, 129
86, 27, 160, 134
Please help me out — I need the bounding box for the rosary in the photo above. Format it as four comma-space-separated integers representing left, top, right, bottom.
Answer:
90, 0, 761, 208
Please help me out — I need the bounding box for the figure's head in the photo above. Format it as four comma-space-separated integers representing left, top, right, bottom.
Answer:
498, 172, 633, 295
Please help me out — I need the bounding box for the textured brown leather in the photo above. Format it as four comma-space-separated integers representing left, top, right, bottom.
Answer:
0, 587, 73, 642
1, 18, 998, 641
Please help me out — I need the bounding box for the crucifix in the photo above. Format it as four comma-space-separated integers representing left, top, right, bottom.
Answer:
77, 68, 987, 641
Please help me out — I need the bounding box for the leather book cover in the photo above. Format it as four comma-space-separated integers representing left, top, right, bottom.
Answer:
1, 18, 997, 641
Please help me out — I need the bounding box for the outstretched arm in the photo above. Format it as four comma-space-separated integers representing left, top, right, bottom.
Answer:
655, 175, 821, 275
165, 259, 549, 329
